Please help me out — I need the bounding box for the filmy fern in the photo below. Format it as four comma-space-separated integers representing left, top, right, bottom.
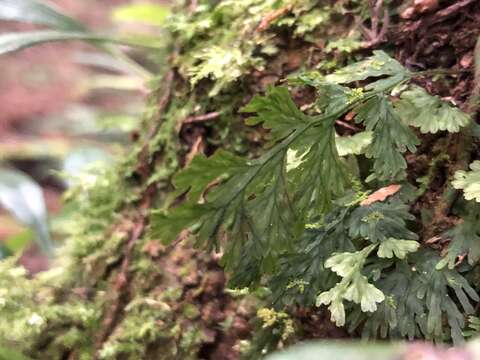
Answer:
395, 85, 471, 134
316, 244, 385, 327
152, 52, 409, 275
453, 160, 480, 203
150, 51, 478, 341
353, 249, 478, 344
437, 202, 480, 270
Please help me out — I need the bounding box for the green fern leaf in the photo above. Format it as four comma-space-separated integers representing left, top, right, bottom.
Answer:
377, 238, 419, 259
151, 86, 351, 278
268, 208, 355, 307
336, 131, 373, 156
437, 203, 480, 269
317, 245, 385, 326
241, 86, 310, 144
355, 250, 478, 344
355, 95, 419, 180
325, 50, 408, 85
348, 199, 418, 243
173, 150, 247, 203
452, 161, 480, 202
395, 85, 470, 133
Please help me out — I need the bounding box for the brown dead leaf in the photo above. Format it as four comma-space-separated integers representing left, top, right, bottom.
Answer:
414, 0, 439, 14
345, 110, 356, 121
460, 53, 473, 69
142, 240, 164, 257
360, 184, 401, 206
400, 0, 438, 19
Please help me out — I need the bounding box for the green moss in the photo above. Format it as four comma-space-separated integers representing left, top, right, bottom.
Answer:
182, 304, 200, 320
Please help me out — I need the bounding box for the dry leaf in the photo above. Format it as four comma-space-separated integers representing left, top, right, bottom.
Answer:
414, 0, 439, 14
360, 184, 401, 206
142, 240, 163, 257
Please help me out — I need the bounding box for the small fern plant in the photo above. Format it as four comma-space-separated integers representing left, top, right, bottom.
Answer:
151, 51, 478, 344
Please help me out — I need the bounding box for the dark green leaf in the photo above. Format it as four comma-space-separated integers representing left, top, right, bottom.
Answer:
348, 199, 418, 243
173, 150, 247, 203
326, 51, 408, 84
241, 86, 310, 144
355, 249, 478, 344
437, 203, 480, 269
355, 95, 419, 180
153, 86, 352, 277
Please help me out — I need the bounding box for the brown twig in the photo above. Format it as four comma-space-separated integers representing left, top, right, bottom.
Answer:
401, 0, 476, 34
335, 120, 360, 132
256, 5, 292, 32
183, 111, 221, 124
361, 0, 389, 48
185, 135, 205, 165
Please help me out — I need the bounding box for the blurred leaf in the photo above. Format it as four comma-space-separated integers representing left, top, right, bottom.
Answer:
74, 52, 135, 73
0, 0, 85, 31
0, 136, 71, 160
0, 31, 161, 55
0, 0, 154, 79
0, 167, 54, 256
266, 341, 405, 360
112, 3, 170, 26
4, 228, 34, 253
0, 346, 31, 360
0, 243, 12, 260
118, 33, 164, 48
85, 74, 145, 91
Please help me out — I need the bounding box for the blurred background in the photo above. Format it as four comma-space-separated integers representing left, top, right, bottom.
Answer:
0, 0, 168, 273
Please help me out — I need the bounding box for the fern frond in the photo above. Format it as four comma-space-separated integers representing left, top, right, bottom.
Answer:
151, 52, 418, 290
437, 203, 480, 269
453, 161, 480, 202
347, 199, 418, 243
355, 250, 479, 344
395, 85, 470, 134
355, 95, 419, 180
